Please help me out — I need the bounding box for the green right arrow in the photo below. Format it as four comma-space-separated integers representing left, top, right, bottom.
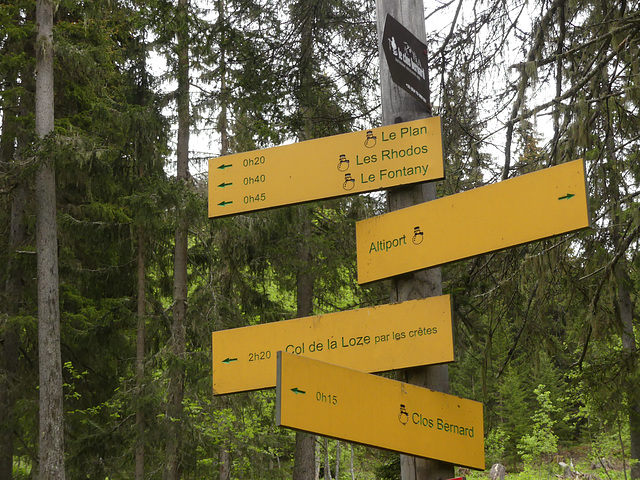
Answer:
291, 387, 306, 395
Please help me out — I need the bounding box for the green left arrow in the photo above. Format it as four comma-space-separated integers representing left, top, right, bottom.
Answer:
218, 200, 233, 207
291, 387, 306, 395
217, 182, 233, 188
218, 163, 233, 170
222, 357, 237, 364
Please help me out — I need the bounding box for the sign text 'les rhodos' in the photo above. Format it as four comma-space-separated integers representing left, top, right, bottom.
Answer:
208, 117, 444, 218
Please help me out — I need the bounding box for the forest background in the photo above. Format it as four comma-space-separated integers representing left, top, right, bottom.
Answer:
0, 0, 638, 479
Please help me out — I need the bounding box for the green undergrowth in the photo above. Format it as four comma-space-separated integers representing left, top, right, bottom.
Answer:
460, 447, 635, 480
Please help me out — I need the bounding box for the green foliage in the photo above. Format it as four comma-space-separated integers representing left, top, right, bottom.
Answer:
485, 426, 510, 467
375, 455, 400, 480
517, 385, 559, 467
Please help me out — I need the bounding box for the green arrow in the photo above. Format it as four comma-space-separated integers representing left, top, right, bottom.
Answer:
222, 357, 237, 364
218, 163, 233, 170
558, 193, 575, 200
217, 182, 233, 188
291, 387, 306, 395
218, 200, 233, 207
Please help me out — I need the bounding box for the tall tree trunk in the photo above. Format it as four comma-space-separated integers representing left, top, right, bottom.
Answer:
350, 443, 355, 480
0, 182, 27, 480
135, 224, 146, 480
35, 1, 65, 479
165, 0, 190, 478
608, 148, 639, 480
215, 3, 232, 476
600, 47, 639, 478
218, 446, 231, 480
617, 264, 640, 479
1, 21, 34, 473
375, 1, 453, 479
292, 206, 316, 480
292, 0, 317, 475
0, 103, 27, 480
323, 437, 331, 480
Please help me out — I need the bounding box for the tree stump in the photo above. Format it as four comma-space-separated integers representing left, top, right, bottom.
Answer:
489, 463, 506, 480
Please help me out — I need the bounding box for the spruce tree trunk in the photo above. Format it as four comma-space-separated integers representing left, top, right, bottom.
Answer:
0, 68, 24, 480
350, 444, 355, 480
601, 60, 639, 479
323, 437, 331, 480
165, 0, 190, 478
1, 31, 33, 474
291, 0, 317, 473
617, 264, 640, 480
135, 225, 146, 480
0, 181, 27, 480
35, 0, 65, 479
375, 2, 453, 479
609, 164, 639, 480
293, 206, 316, 480
216, 3, 232, 475
218, 446, 231, 480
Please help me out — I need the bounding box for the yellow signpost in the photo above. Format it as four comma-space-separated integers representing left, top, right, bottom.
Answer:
212, 295, 453, 395
356, 159, 590, 284
208, 117, 444, 217
276, 352, 485, 470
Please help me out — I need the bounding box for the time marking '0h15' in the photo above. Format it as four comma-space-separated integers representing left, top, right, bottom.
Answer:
276, 352, 485, 470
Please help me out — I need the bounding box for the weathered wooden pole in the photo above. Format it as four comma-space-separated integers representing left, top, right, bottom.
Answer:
375, 2, 455, 479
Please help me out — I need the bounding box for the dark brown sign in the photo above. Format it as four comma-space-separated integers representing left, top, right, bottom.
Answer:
382, 14, 430, 110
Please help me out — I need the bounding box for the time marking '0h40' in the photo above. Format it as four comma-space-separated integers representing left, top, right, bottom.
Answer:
208, 117, 444, 218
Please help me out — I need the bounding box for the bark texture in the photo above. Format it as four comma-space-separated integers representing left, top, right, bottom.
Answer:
165, 0, 190, 478
375, 1, 454, 479
135, 227, 146, 480
35, 0, 65, 479
293, 206, 316, 480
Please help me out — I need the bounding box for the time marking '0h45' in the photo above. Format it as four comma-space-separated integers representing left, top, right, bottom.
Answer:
208, 117, 444, 218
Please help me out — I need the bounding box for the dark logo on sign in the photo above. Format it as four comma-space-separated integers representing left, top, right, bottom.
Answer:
382, 14, 430, 110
